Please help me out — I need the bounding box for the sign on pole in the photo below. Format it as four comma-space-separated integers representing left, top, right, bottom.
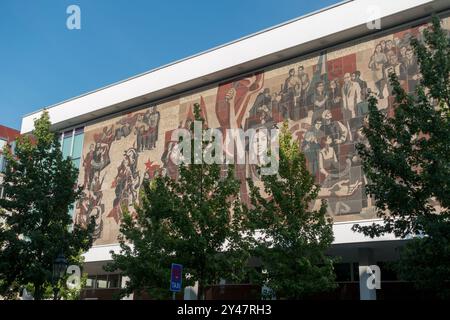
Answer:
170, 263, 183, 293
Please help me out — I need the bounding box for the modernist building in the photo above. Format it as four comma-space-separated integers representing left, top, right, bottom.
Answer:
20, 0, 450, 300
0, 125, 20, 200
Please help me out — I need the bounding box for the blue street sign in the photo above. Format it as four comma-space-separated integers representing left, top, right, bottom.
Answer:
170, 263, 183, 292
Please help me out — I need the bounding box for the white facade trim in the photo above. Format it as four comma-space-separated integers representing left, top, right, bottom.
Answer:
82, 219, 403, 262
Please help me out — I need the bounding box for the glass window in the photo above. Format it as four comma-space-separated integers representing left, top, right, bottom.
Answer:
96, 275, 108, 289
9, 141, 16, 155
335, 263, 352, 282
58, 127, 85, 223
72, 128, 84, 160
352, 262, 359, 282
108, 274, 121, 288
377, 261, 398, 281
0, 138, 6, 150
60, 128, 84, 169
0, 155, 5, 173
62, 131, 73, 159
72, 158, 81, 170
85, 276, 95, 289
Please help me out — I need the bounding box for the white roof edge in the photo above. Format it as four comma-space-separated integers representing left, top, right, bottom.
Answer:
21, 0, 448, 133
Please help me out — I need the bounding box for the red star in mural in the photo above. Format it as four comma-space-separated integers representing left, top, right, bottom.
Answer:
145, 159, 160, 179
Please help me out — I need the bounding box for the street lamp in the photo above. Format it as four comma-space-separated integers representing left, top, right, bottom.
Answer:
52, 253, 68, 300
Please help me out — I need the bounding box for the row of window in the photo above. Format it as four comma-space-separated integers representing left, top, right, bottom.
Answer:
85, 274, 122, 289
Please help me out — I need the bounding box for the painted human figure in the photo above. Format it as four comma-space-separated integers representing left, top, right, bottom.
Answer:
318, 135, 339, 185
342, 72, 362, 121
307, 118, 325, 143
215, 73, 264, 204
108, 149, 140, 224
296, 65, 310, 116
282, 68, 300, 119
400, 47, 420, 92
83, 143, 95, 189
351, 71, 367, 101
327, 79, 341, 110
301, 131, 321, 177
135, 114, 149, 152
368, 44, 388, 99
147, 106, 160, 149
311, 81, 328, 125
384, 51, 406, 95
321, 109, 349, 149
298, 65, 310, 98
248, 88, 272, 126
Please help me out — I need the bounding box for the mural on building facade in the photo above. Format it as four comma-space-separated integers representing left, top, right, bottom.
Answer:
74, 19, 450, 245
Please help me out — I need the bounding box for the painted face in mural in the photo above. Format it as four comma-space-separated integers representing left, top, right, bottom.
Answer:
343, 73, 351, 84
400, 46, 407, 58
322, 110, 333, 123
375, 44, 382, 54
330, 80, 336, 89
252, 129, 268, 161
386, 40, 394, 51
325, 135, 332, 146
315, 119, 322, 130
317, 82, 324, 94
406, 48, 414, 61
289, 68, 295, 77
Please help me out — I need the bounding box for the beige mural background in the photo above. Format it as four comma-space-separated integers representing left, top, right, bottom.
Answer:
75, 17, 450, 245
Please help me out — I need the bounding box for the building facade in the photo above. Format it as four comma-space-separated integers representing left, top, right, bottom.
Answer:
0, 125, 20, 200
20, 0, 450, 299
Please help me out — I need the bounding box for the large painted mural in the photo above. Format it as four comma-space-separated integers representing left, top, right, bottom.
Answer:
75, 18, 450, 245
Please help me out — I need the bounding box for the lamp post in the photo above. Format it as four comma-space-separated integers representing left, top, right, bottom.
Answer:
52, 253, 68, 300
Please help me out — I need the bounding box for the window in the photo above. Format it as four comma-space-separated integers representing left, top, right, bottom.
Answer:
0, 154, 6, 173
60, 127, 84, 169
0, 138, 6, 150
335, 263, 352, 282
96, 275, 108, 289
84, 274, 122, 289
0, 138, 7, 173
107, 274, 121, 288
85, 276, 95, 289
59, 127, 85, 221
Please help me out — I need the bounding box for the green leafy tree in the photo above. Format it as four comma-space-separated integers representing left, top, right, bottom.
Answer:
0, 111, 95, 300
248, 122, 336, 299
106, 103, 251, 299
104, 184, 179, 300
352, 17, 450, 297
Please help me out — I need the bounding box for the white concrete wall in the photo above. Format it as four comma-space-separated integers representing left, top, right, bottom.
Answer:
83, 219, 402, 262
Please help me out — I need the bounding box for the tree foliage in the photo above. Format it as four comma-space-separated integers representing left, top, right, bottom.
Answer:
106, 103, 251, 299
248, 122, 336, 299
0, 111, 94, 299
353, 17, 450, 297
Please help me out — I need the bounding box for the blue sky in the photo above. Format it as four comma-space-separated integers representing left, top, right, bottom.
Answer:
0, 0, 341, 130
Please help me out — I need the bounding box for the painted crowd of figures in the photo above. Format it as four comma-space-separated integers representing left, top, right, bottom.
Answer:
75, 107, 160, 239
74, 22, 442, 243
